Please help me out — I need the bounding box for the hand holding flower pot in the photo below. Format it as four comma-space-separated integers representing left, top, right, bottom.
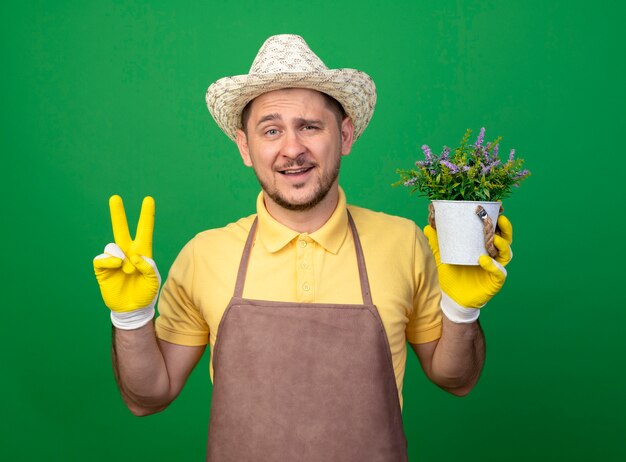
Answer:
395, 127, 529, 321
424, 215, 513, 311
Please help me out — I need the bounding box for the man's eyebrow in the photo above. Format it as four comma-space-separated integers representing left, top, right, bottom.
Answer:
255, 113, 282, 128
295, 117, 324, 126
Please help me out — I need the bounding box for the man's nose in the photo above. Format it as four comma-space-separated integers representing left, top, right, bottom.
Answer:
280, 130, 306, 159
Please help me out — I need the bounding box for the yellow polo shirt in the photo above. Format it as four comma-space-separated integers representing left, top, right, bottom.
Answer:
155, 188, 442, 406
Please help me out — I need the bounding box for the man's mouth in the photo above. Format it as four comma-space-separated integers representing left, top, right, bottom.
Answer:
278, 166, 314, 175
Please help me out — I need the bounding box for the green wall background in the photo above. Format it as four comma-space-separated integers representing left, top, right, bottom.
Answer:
2, 0, 625, 460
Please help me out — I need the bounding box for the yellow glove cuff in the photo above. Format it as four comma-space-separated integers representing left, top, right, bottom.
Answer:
441, 292, 480, 324
111, 306, 155, 330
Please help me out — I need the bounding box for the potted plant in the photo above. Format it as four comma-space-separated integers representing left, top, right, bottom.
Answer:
395, 127, 530, 265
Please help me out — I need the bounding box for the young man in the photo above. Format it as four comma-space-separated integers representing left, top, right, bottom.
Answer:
94, 35, 513, 461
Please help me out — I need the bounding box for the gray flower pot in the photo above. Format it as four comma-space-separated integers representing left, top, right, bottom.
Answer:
431, 200, 501, 265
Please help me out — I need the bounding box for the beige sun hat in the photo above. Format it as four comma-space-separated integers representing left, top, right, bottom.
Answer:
205, 34, 377, 142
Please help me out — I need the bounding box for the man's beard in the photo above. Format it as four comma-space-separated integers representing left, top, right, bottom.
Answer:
255, 155, 341, 212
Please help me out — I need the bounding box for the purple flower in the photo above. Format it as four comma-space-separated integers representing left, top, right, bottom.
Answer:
475, 127, 486, 147
481, 146, 490, 162
514, 169, 529, 179
493, 143, 499, 159
441, 146, 451, 159
462, 165, 471, 172
404, 177, 418, 187
421, 144, 433, 160
441, 160, 460, 173
509, 149, 516, 162
482, 160, 501, 175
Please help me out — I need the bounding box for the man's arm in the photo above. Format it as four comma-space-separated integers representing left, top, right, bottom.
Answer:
112, 323, 205, 416
94, 195, 205, 415
412, 215, 513, 396
410, 317, 485, 396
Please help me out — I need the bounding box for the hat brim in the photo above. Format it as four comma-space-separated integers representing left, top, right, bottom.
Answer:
206, 69, 376, 142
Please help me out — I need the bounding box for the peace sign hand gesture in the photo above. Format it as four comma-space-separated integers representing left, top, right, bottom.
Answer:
93, 196, 161, 314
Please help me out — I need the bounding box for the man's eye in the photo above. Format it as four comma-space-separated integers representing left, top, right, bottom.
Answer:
303, 125, 319, 130
265, 128, 279, 136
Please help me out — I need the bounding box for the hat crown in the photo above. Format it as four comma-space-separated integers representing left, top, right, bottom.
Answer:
249, 34, 329, 75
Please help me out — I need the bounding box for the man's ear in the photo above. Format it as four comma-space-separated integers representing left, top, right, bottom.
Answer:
340, 117, 355, 156
236, 129, 253, 167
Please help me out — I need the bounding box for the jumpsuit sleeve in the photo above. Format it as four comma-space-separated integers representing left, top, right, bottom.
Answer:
155, 238, 210, 346
405, 226, 442, 344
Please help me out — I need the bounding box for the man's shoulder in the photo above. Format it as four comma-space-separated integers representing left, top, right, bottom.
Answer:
189, 213, 257, 249
346, 204, 430, 270
347, 204, 419, 235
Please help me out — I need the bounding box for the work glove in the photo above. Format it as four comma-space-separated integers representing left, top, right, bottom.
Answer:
93, 195, 161, 329
423, 215, 513, 323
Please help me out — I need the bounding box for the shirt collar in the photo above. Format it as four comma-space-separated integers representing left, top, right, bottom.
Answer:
256, 187, 349, 255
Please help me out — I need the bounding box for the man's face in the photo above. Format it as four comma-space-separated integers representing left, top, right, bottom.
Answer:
236, 88, 354, 213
